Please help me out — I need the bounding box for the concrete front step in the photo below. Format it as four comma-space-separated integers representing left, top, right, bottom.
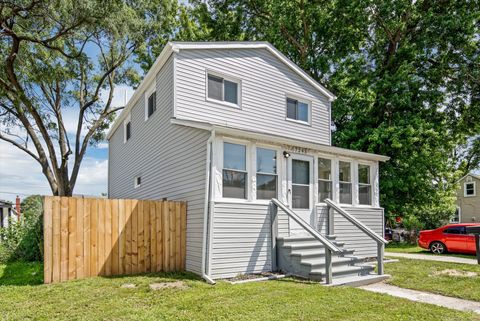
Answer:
290, 248, 355, 259
309, 265, 375, 281
301, 256, 361, 269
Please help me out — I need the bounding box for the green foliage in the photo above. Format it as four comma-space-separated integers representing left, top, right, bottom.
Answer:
182, 0, 480, 228
0, 196, 43, 263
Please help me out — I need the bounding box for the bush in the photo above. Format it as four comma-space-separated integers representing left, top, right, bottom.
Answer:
0, 195, 43, 263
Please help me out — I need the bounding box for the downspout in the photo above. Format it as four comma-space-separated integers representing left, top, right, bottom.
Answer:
201, 130, 216, 284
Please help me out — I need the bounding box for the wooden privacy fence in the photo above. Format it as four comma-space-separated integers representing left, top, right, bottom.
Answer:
43, 196, 186, 284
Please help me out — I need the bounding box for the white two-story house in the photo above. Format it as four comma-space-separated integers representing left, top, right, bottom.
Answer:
107, 42, 390, 285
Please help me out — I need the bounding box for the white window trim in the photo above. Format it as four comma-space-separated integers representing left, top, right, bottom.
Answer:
357, 162, 374, 206
317, 155, 334, 205
464, 181, 476, 197
254, 143, 282, 202
338, 159, 353, 206
144, 82, 157, 121
123, 113, 131, 143
134, 176, 141, 188
205, 69, 242, 109
217, 137, 251, 202
285, 94, 312, 126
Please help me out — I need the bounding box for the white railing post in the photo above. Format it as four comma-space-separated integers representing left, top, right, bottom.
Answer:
327, 205, 334, 237
325, 248, 332, 284
270, 203, 278, 272
377, 242, 384, 275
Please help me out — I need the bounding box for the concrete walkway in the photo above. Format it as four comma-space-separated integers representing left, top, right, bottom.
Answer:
360, 283, 480, 314
385, 252, 479, 265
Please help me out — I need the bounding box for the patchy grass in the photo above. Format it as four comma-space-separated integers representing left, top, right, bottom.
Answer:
0, 262, 478, 320
386, 243, 475, 259
385, 258, 480, 302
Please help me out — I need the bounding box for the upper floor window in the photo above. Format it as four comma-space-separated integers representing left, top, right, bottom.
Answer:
256, 148, 277, 200
147, 91, 156, 118
358, 164, 372, 205
465, 182, 476, 197
207, 73, 239, 106
318, 158, 332, 202
123, 114, 131, 143
223, 142, 247, 199
286, 97, 310, 124
339, 161, 352, 204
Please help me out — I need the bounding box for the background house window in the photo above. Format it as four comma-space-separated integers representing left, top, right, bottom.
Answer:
358, 164, 372, 205
147, 91, 156, 118
465, 182, 476, 196
223, 142, 247, 198
318, 158, 332, 202
208, 74, 239, 105
256, 148, 277, 200
292, 159, 310, 209
339, 161, 352, 204
286, 97, 309, 123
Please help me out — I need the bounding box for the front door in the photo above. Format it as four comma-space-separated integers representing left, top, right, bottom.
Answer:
288, 155, 314, 234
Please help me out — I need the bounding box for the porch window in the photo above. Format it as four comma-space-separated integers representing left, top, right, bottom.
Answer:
358, 164, 372, 205
318, 158, 332, 202
256, 148, 277, 200
286, 97, 310, 123
339, 161, 352, 204
292, 159, 310, 209
208, 74, 239, 105
223, 142, 247, 199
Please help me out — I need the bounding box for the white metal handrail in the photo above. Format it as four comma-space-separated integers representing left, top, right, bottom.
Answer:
324, 198, 387, 275
271, 198, 341, 284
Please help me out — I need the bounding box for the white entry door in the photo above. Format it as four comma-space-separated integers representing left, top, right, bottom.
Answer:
288, 155, 314, 234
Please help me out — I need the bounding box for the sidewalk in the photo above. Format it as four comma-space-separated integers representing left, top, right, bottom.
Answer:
360, 283, 480, 315
385, 252, 478, 265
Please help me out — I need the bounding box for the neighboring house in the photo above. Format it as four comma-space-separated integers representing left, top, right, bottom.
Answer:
107, 42, 390, 284
0, 198, 19, 228
455, 173, 480, 223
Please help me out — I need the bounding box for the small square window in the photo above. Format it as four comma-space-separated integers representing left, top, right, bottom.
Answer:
207, 73, 239, 106
286, 97, 310, 123
134, 176, 141, 188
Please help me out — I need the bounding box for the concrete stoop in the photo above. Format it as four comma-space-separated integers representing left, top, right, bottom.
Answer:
277, 235, 388, 286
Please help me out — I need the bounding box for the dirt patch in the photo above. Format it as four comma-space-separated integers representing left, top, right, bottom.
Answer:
149, 281, 188, 290
431, 269, 478, 278
225, 272, 282, 282
121, 283, 136, 289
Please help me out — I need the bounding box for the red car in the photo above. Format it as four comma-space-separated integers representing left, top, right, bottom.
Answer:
418, 223, 480, 254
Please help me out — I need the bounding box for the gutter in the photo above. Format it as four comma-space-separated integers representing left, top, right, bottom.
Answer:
201, 130, 216, 284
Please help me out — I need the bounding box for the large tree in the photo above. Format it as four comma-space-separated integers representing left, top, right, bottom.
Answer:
188, 0, 480, 227
0, 0, 180, 196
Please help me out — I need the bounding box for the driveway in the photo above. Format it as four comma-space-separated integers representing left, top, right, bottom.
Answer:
385, 252, 478, 265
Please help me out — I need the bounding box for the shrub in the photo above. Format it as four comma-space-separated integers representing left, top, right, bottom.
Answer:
0, 195, 43, 263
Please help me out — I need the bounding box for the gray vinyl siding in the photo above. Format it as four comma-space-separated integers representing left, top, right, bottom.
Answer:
317, 205, 384, 257
108, 56, 210, 275
210, 202, 272, 279
175, 48, 331, 145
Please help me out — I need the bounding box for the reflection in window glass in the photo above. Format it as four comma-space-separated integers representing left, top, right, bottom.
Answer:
292, 160, 310, 209
358, 164, 371, 205
318, 158, 332, 202
339, 161, 352, 204
256, 148, 277, 200
224, 143, 246, 170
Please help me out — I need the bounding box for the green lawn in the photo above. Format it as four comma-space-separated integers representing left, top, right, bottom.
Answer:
385, 258, 480, 302
0, 262, 478, 320
386, 242, 475, 259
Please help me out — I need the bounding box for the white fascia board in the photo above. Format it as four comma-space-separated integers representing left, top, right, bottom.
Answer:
106, 42, 175, 139
170, 118, 390, 162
